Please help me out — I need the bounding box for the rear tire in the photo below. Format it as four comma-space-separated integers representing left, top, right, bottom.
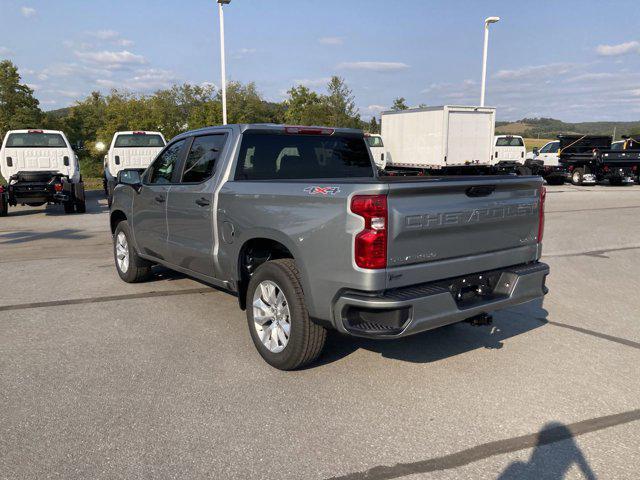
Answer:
546, 176, 564, 185
571, 168, 584, 186
75, 198, 86, 213
63, 201, 75, 214
113, 221, 152, 283
0, 196, 8, 217
516, 165, 532, 176
246, 258, 326, 370
609, 177, 624, 186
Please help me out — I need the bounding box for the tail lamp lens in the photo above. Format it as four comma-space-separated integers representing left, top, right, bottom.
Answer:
54, 183, 63, 192
538, 186, 546, 243
351, 194, 387, 269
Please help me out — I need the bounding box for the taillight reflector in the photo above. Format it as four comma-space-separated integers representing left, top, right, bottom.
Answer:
351, 194, 387, 269
538, 186, 546, 243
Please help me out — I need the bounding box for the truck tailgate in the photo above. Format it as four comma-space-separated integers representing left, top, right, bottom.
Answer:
386, 176, 543, 286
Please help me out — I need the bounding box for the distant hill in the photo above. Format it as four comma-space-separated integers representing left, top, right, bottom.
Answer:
45, 107, 74, 119
496, 117, 640, 139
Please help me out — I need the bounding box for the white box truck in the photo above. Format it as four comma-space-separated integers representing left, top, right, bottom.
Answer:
381, 105, 529, 175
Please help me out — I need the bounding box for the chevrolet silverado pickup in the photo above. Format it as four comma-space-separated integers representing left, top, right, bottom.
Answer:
110, 124, 549, 370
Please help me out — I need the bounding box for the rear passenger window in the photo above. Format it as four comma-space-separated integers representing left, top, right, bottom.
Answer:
181, 134, 227, 183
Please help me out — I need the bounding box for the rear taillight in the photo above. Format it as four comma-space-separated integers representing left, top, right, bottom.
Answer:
351, 194, 387, 269
54, 183, 63, 192
603, 165, 609, 172
133, 131, 146, 135
538, 186, 546, 243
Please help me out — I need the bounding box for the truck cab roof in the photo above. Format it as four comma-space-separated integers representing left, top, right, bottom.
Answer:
172, 124, 364, 141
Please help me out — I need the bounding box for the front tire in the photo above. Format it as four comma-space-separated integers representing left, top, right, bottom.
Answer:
113, 221, 152, 283
571, 168, 584, 186
246, 259, 326, 370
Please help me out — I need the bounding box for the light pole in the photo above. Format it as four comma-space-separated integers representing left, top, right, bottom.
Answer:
480, 16, 500, 107
218, 0, 231, 124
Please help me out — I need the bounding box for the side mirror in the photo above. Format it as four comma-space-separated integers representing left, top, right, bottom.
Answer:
117, 169, 142, 193
533, 148, 539, 156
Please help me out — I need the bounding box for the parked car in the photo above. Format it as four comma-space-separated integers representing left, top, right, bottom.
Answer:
110, 124, 549, 370
365, 133, 386, 170
525, 140, 564, 185
103, 131, 166, 204
0, 129, 85, 216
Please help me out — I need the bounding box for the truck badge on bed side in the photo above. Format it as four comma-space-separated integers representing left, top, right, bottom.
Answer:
304, 186, 341, 196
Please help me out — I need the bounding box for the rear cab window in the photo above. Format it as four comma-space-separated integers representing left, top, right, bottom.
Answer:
235, 132, 374, 180
495, 137, 524, 147
366, 136, 384, 147
6, 132, 67, 148
114, 133, 165, 148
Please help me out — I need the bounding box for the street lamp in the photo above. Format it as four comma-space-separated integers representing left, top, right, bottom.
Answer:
217, 0, 231, 125
480, 16, 500, 107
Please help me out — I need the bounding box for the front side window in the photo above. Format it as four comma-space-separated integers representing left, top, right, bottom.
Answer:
114, 134, 165, 148
147, 139, 185, 184
181, 134, 227, 183
6, 132, 67, 148
540, 142, 559, 154
236, 132, 374, 180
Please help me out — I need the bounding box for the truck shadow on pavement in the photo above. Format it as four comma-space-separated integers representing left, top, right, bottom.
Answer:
497, 422, 596, 480
0, 228, 91, 244
318, 299, 549, 366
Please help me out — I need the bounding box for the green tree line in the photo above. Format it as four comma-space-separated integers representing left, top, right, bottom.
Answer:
2, 60, 408, 179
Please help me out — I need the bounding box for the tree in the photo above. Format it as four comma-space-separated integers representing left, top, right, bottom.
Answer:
391, 97, 409, 111
325, 76, 361, 128
284, 85, 330, 126
0, 60, 43, 137
366, 116, 380, 134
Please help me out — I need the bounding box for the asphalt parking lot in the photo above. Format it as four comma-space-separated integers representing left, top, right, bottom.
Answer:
1, 185, 639, 479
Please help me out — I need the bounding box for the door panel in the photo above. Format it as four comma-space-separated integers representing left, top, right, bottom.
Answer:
166, 134, 228, 277
133, 185, 171, 260
131, 139, 186, 261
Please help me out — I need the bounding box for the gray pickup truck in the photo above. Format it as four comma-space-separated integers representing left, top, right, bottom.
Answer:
110, 124, 549, 370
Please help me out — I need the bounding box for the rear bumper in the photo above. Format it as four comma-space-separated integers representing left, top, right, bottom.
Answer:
332, 262, 549, 338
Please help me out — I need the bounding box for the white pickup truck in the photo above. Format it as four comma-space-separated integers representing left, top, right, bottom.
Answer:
493, 135, 526, 165
365, 133, 386, 170
103, 131, 166, 202
0, 129, 85, 215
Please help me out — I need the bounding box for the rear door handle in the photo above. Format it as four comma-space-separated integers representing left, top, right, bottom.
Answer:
195, 197, 211, 207
154, 195, 165, 203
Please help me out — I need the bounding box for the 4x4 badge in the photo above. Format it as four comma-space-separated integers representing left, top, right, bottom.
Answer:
304, 186, 340, 196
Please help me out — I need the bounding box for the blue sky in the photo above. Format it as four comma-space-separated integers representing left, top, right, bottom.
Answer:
1, 0, 640, 121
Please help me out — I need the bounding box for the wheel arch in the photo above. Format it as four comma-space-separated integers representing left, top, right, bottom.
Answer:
236, 237, 296, 311
110, 209, 127, 234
